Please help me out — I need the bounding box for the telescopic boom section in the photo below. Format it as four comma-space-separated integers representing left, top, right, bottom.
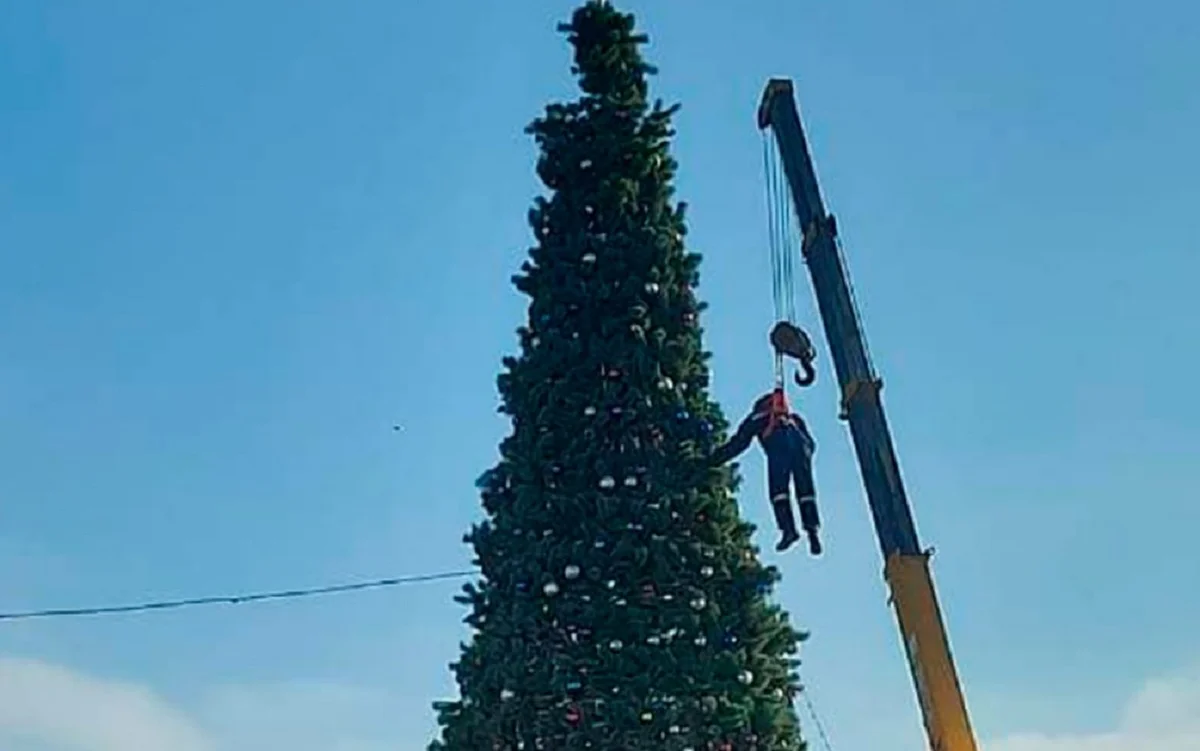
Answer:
758, 78, 978, 751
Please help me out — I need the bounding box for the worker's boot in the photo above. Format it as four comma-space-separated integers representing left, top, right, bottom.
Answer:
805, 528, 823, 556
772, 497, 801, 552
798, 496, 823, 557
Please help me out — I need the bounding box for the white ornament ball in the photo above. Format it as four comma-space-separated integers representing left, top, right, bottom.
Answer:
599, 476, 616, 489
564, 564, 581, 580
501, 688, 515, 700
543, 582, 560, 596
582, 252, 597, 264
623, 475, 638, 487
738, 670, 754, 685
584, 405, 597, 416
700, 565, 714, 578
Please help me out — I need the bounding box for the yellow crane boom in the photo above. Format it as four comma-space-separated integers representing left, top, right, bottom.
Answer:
758, 78, 978, 751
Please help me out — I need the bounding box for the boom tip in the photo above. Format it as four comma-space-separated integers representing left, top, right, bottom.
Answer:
758, 78, 795, 129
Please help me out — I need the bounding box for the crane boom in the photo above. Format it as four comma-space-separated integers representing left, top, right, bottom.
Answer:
758, 78, 978, 751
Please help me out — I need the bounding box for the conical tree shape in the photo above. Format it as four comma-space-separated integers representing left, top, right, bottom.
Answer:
430, 3, 809, 750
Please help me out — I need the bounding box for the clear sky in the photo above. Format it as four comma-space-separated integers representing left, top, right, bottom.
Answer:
1, 1, 1197, 749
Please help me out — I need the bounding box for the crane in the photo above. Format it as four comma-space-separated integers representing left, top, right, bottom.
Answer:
757, 78, 979, 751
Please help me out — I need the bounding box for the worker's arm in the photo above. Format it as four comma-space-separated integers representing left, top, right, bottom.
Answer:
711, 412, 765, 465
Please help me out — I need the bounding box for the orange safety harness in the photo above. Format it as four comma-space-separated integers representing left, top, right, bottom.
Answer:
760, 387, 793, 438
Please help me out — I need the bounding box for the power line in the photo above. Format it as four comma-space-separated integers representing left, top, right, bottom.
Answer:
1, 565, 837, 744
0, 569, 477, 622
799, 683, 835, 751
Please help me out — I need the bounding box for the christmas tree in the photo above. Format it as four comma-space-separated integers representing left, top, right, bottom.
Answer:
430, 3, 809, 749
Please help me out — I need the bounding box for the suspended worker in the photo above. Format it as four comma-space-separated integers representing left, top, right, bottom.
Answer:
711, 322, 823, 555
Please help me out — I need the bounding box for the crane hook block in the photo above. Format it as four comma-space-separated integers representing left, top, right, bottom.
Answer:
770, 321, 816, 363
770, 321, 817, 387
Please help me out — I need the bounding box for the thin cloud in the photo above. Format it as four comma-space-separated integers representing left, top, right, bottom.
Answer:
0, 656, 212, 751
2, 655, 1198, 751
989, 668, 1200, 751
0, 656, 407, 751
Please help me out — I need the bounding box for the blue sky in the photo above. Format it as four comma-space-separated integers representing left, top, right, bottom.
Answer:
1, 1, 1198, 749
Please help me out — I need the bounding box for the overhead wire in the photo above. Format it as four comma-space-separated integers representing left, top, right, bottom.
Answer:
1, 562, 837, 745
0, 569, 477, 621
799, 683, 835, 751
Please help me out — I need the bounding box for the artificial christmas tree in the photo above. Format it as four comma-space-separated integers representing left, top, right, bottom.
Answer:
430, 3, 809, 749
